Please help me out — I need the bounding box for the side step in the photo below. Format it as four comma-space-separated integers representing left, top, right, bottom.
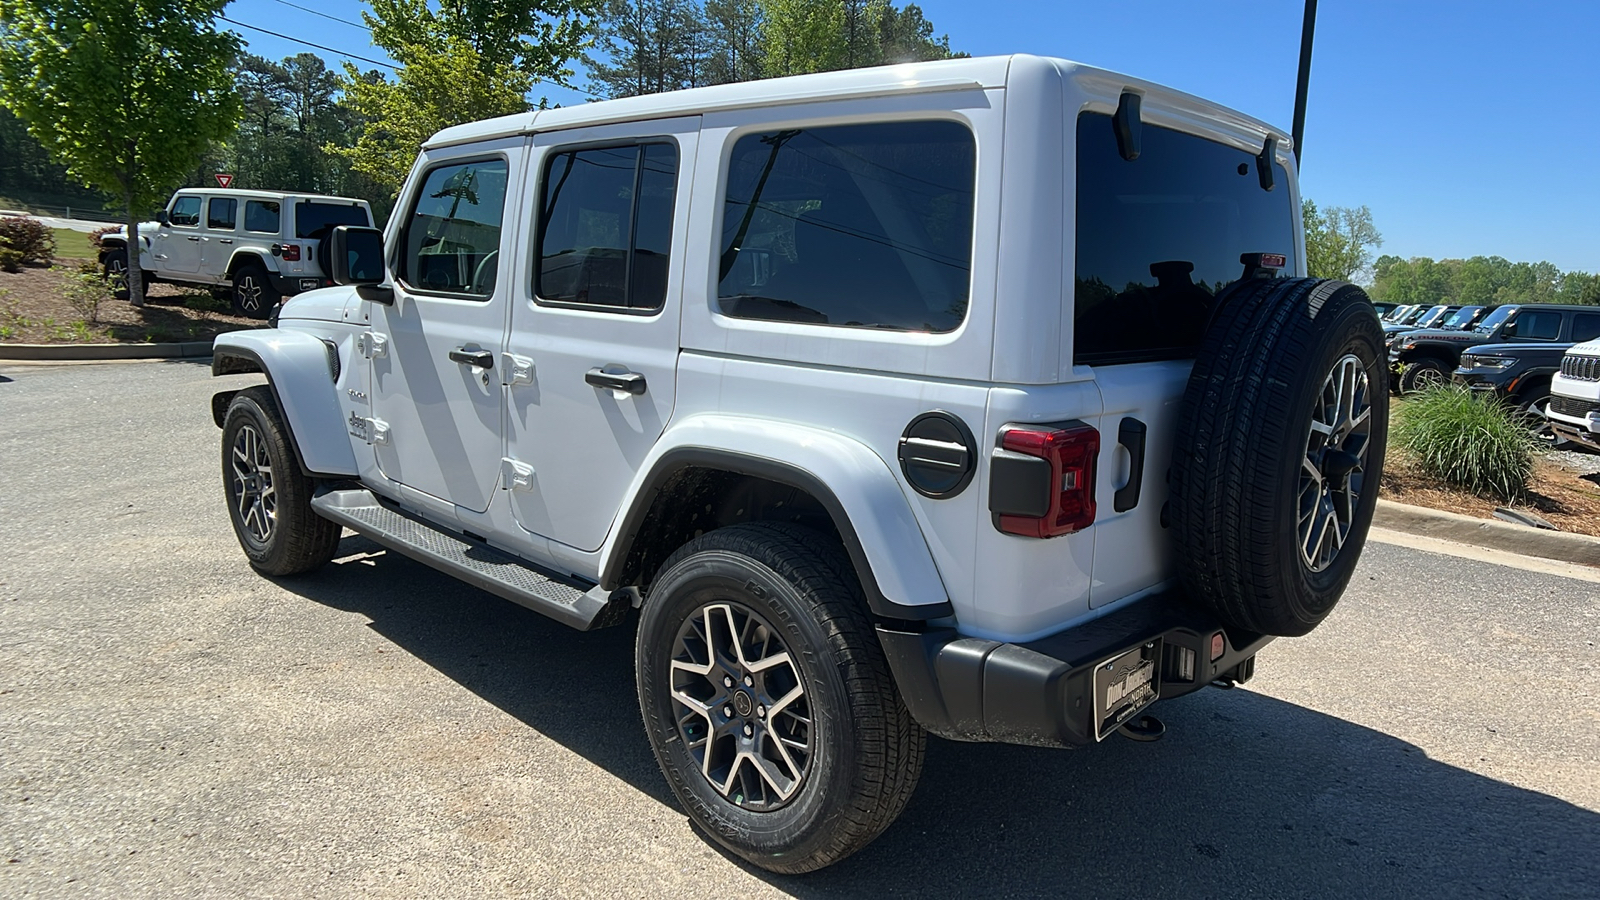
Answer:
310, 487, 629, 631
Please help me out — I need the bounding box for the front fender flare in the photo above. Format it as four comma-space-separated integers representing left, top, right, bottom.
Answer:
601, 415, 952, 621
212, 329, 358, 477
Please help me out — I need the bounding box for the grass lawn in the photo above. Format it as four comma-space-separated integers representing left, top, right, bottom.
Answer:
52, 227, 99, 261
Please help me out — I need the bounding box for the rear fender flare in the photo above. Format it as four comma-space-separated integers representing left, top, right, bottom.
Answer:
601, 415, 953, 621
225, 249, 275, 278
212, 329, 357, 477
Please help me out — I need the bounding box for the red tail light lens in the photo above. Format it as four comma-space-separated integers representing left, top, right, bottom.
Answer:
281, 243, 301, 261
994, 423, 1099, 538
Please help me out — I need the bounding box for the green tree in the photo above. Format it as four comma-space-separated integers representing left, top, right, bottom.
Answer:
761, 0, 845, 75
704, 0, 765, 83
590, 0, 711, 98
877, 2, 962, 62
1302, 199, 1383, 283
0, 0, 241, 306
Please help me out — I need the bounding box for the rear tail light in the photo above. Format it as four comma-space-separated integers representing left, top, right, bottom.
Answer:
281, 243, 301, 261
989, 422, 1099, 538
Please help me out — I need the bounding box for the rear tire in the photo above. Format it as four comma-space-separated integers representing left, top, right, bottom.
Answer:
232, 263, 280, 319
636, 522, 923, 874
221, 386, 341, 575
1171, 278, 1389, 637
1398, 357, 1451, 393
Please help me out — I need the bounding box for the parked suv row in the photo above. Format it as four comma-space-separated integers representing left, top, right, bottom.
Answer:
1390, 303, 1600, 392
99, 188, 374, 318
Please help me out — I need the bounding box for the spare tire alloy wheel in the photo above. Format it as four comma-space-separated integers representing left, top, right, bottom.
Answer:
1299, 354, 1374, 572
637, 523, 924, 874
1171, 278, 1389, 638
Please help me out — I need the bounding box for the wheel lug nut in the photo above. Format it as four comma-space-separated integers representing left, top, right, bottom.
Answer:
743, 724, 754, 737
723, 705, 733, 718
723, 676, 733, 688
743, 675, 753, 687
757, 706, 766, 718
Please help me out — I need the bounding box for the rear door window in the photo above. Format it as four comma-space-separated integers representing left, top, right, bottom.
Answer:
207, 197, 237, 230
1572, 313, 1600, 343
1074, 113, 1296, 365
1513, 310, 1561, 341
537, 143, 678, 310
716, 120, 976, 333
400, 158, 509, 299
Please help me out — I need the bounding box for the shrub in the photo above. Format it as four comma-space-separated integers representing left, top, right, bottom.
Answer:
0, 216, 56, 266
88, 225, 120, 250
1392, 386, 1537, 501
0, 248, 21, 273
63, 262, 113, 324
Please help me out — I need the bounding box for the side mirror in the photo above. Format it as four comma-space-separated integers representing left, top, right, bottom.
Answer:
1500, 319, 1517, 338
328, 225, 394, 305
156, 210, 170, 227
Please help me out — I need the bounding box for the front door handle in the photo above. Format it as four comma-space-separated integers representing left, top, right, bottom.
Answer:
585, 368, 647, 395
218, 238, 233, 244
448, 348, 494, 369
186, 235, 200, 242
1113, 417, 1147, 513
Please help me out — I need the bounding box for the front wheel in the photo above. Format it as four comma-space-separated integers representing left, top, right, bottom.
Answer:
636, 523, 924, 874
103, 249, 130, 300
1521, 395, 1573, 450
221, 386, 341, 575
1399, 357, 1451, 393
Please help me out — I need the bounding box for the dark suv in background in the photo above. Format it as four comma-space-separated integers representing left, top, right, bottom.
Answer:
1453, 341, 1594, 447
1391, 303, 1600, 393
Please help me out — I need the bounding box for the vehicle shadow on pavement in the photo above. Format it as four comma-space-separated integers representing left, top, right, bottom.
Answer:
283, 539, 1599, 900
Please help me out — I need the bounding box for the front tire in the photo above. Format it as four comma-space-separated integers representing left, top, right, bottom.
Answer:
636, 523, 923, 874
232, 263, 280, 319
103, 249, 130, 300
1398, 357, 1451, 393
221, 386, 341, 575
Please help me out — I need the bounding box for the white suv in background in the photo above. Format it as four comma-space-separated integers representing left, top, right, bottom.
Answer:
1549, 337, 1600, 448
207, 56, 1389, 872
99, 188, 373, 318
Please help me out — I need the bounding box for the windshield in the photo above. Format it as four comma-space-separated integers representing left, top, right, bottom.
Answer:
295, 201, 370, 239
1398, 306, 1430, 325
1383, 305, 1413, 322
1473, 305, 1517, 334
1415, 305, 1451, 327
1440, 306, 1484, 330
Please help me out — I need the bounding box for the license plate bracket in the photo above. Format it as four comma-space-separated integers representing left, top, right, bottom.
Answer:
1093, 641, 1159, 741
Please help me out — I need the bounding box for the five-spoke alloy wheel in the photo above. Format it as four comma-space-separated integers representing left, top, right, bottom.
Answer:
220, 387, 341, 575
1299, 354, 1373, 573
230, 421, 278, 547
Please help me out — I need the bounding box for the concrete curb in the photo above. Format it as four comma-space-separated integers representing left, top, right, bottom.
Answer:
0, 340, 213, 361
1373, 498, 1600, 569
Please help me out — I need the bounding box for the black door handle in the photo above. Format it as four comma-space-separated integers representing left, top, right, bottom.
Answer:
448, 348, 494, 369
1113, 417, 1147, 513
585, 368, 647, 395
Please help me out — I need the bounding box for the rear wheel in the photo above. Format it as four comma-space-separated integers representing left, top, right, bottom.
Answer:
232, 263, 280, 319
636, 522, 923, 874
1171, 278, 1389, 637
221, 386, 341, 575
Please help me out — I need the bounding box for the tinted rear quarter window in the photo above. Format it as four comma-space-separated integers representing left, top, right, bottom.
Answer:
1074, 113, 1295, 365
716, 120, 975, 333
295, 201, 370, 239
1572, 312, 1600, 343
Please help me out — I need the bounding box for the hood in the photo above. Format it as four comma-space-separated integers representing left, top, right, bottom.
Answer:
1462, 342, 1572, 362
108, 221, 162, 246
277, 285, 362, 324
1393, 328, 1485, 344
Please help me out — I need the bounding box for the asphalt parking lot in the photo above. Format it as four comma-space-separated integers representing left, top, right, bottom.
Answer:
2, 360, 1597, 899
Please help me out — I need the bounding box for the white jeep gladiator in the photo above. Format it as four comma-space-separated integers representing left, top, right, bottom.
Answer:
210, 55, 1388, 873
99, 187, 373, 318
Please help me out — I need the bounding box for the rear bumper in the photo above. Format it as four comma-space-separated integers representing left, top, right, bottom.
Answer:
877, 590, 1273, 748
271, 272, 331, 296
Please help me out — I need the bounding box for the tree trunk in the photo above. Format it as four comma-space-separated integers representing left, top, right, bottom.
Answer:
125, 187, 144, 308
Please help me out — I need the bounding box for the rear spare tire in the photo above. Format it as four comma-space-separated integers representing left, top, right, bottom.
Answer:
1170, 278, 1388, 637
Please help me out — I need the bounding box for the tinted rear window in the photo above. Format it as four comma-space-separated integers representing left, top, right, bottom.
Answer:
295, 201, 370, 239
1074, 113, 1296, 365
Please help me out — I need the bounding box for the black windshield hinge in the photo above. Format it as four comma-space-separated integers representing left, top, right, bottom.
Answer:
1114, 92, 1142, 161
1257, 137, 1277, 192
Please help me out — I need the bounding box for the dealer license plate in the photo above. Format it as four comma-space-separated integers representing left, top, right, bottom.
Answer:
1093, 642, 1158, 741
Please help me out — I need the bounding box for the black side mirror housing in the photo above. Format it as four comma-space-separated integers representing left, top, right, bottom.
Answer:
156, 210, 170, 226
329, 225, 393, 304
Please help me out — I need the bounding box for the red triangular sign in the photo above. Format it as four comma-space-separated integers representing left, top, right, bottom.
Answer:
215, 173, 234, 188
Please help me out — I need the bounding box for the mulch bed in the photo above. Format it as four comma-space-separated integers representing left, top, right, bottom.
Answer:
0, 257, 261, 344
1381, 451, 1600, 538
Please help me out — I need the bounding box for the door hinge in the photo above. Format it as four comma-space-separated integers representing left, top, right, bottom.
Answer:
501, 352, 535, 386
370, 417, 391, 445
501, 457, 535, 492
356, 332, 388, 359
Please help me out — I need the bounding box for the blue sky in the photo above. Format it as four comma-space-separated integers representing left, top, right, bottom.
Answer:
224, 0, 1600, 273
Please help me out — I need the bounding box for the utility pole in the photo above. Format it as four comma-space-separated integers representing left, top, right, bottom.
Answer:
1292, 0, 1318, 163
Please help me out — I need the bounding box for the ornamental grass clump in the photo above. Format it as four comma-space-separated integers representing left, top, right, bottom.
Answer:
1392, 385, 1537, 502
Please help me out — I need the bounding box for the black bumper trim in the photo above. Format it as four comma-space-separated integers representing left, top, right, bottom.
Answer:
877, 590, 1274, 748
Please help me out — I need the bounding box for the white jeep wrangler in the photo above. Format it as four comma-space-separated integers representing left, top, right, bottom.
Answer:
99, 187, 373, 318
211, 55, 1387, 873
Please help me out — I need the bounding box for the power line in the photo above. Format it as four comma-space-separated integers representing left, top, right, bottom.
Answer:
219, 15, 395, 69
263, 0, 368, 30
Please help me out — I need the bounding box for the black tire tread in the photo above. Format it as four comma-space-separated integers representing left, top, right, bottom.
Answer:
644, 522, 924, 874
222, 386, 341, 575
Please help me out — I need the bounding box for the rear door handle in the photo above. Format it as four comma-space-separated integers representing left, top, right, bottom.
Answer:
186, 236, 200, 242
448, 348, 494, 369
218, 238, 233, 244
1113, 417, 1147, 513
585, 368, 646, 395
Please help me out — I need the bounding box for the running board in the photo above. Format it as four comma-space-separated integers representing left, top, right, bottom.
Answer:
310, 487, 629, 631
